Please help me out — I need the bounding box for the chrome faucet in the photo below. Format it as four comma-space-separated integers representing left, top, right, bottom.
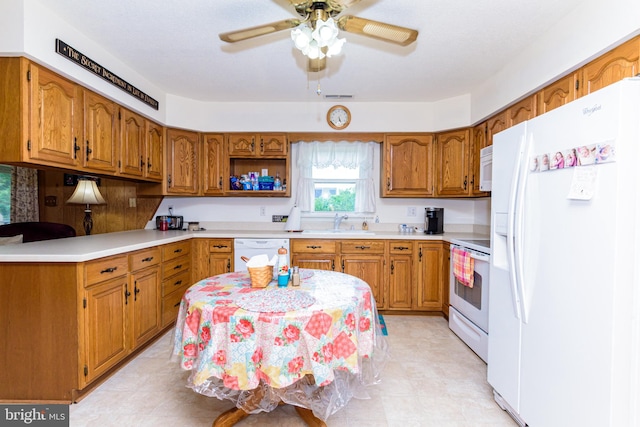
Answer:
333, 213, 348, 230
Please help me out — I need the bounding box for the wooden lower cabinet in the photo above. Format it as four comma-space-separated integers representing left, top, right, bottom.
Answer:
291, 240, 338, 271
161, 241, 191, 327
83, 275, 128, 385
415, 242, 444, 310
0, 241, 194, 402
290, 239, 445, 313
387, 241, 414, 310
340, 240, 386, 309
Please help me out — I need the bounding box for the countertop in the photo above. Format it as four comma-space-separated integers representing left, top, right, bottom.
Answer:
0, 228, 487, 263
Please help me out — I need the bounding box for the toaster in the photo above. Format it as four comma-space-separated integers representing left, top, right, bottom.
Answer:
156, 215, 184, 230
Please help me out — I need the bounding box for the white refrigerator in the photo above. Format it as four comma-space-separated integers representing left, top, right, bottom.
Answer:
488, 78, 640, 427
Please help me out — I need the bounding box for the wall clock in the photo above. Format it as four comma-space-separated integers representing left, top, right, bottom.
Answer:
327, 105, 351, 130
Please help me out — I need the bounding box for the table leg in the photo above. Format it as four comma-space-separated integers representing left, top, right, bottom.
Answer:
212, 407, 249, 427
294, 406, 328, 427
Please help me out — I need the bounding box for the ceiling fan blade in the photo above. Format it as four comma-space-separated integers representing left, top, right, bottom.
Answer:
219, 19, 301, 43
308, 57, 326, 72
337, 15, 418, 46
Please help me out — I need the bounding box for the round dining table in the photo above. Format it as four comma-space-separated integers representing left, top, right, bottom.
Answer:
172, 269, 389, 426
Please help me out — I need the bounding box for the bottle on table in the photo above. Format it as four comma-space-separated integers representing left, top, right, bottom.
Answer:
277, 247, 289, 286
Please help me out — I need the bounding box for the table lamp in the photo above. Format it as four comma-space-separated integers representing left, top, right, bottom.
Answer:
66, 179, 106, 235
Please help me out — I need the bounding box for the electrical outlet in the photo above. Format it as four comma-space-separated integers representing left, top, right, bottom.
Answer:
407, 206, 417, 217
260, 206, 266, 216
129, 197, 137, 208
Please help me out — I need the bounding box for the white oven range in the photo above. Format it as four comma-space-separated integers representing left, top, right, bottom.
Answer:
449, 238, 490, 363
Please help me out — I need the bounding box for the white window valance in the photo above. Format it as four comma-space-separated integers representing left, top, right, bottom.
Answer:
294, 141, 376, 213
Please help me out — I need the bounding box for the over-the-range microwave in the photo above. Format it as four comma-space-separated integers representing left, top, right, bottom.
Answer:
479, 145, 492, 192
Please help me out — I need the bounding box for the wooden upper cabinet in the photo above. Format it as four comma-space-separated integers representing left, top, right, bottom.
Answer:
486, 110, 507, 146
166, 128, 199, 194
382, 134, 435, 197
120, 109, 163, 182
435, 128, 471, 197
120, 108, 145, 178
507, 94, 536, 127
27, 62, 82, 167
227, 133, 287, 157
579, 36, 640, 97
145, 120, 164, 182
83, 90, 119, 173
202, 133, 225, 195
471, 122, 489, 196
537, 72, 579, 115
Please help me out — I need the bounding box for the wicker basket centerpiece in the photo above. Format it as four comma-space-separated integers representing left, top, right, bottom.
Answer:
241, 255, 275, 288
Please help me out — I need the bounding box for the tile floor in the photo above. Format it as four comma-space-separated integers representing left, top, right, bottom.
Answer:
69, 315, 516, 426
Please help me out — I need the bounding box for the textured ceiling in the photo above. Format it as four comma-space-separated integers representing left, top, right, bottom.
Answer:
45, 0, 584, 103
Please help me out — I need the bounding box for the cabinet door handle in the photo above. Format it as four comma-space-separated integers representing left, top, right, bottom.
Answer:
140, 156, 145, 168
147, 157, 152, 170
307, 245, 322, 249
142, 257, 154, 262
74, 138, 80, 159
100, 266, 118, 274
393, 246, 409, 251
387, 177, 391, 191
134, 283, 140, 301
174, 264, 182, 270
174, 249, 183, 253
463, 175, 468, 190
174, 280, 182, 287
390, 260, 395, 274
85, 143, 92, 161
355, 245, 370, 250
226, 260, 231, 272
124, 284, 131, 305
213, 245, 228, 249
419, 248, 423, 261
331, 260, 335, 270
167, 174, 172, 185
341, 259, 345, 271
174, 301, 181, 308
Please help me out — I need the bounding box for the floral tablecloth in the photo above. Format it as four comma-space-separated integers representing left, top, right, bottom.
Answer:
172, 269, 388, 420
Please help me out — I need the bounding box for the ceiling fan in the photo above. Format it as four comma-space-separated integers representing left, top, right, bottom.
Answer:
219, 0, 418, 72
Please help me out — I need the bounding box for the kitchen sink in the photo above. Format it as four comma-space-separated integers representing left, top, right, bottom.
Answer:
302, 230, 375, 235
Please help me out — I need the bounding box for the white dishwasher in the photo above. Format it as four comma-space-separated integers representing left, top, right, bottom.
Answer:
233, 238, 290, 272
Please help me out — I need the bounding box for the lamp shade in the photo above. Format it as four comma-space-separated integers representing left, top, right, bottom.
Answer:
284, 205, 302, 231
66, 180, 106, 205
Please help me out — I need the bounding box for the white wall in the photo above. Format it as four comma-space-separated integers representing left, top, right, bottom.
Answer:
149, 143, 487, 230
3, 0, 639, 230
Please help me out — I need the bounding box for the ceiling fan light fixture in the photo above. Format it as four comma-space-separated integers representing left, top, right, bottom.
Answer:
291, 17, 344, 61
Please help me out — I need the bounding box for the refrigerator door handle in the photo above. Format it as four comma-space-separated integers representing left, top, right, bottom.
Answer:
513, 134, 532, 324
507, 135, 523, 321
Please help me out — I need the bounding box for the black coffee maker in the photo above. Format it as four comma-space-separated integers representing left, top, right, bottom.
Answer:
424, 208, 444, 234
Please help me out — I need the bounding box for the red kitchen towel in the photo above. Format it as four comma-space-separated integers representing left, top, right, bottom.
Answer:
452, 247, 474, 288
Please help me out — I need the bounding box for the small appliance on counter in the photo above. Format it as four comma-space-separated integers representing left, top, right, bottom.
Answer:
155, 215, 184, 230
424, 207, 444, 234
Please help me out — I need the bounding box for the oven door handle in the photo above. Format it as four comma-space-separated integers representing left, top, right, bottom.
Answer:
451, 244, 490, 262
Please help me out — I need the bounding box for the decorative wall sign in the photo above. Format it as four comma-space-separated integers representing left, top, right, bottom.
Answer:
55, 39, 159, 110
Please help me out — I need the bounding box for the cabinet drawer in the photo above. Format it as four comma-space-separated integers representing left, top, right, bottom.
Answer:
162, 269, 192, 297
129, 247, 161, 271
209, 239, 233, 253
291, 240, 337, 254
388, 241, 414, 254
85, 254, 128, 286
341, 240, 385, 254
163, 255, 191, 278
162, 240, 191, 262
162, 283, 190, 327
